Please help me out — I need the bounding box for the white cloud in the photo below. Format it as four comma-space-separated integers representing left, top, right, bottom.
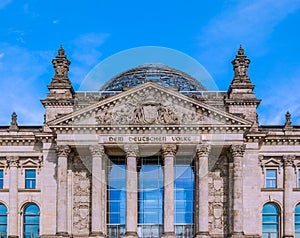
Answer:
0, 44, 51, 125
69, 33, 109, 86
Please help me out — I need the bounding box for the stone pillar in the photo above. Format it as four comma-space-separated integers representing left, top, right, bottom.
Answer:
283, 155, 295, 238
90, 145, 106, 237
162, 144, 177, 238
124, 144, 139, 238
56, 145, 71, 236
195, 144, 211, 238
230, 144, 246, 238
7, 156, 19, 238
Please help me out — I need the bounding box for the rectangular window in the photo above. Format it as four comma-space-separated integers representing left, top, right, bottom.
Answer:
25, 170, 36, 189
298, 169, 300, 189
266, 169, 277, 188
0, 170, 3, 189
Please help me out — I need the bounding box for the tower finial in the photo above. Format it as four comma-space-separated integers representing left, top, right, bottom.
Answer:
238, 44, 244, 55
285, 111, 292, 128
58, 45, 65, 56
9, 112, 19, 131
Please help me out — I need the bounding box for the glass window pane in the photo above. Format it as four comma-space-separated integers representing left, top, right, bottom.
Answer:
262, 203, 279, 238
0, 205, 7, 215
25, 170, 36, 179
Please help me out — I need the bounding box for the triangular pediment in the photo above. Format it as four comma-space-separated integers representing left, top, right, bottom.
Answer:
48, 82, 252, 130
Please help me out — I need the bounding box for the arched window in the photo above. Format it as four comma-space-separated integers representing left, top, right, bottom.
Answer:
0, 203, 7, 238
23, 203, 40, 238
262, 203, 280, 238
295, 204, 300, 238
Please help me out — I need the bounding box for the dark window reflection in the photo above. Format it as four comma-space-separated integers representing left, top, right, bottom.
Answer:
107, 157, 126, 232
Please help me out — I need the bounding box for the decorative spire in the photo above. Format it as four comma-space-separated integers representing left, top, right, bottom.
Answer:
231, 44, 251, 84
285, 111, 292, 128
51, 45, 71, 81
9, 112, 19, 131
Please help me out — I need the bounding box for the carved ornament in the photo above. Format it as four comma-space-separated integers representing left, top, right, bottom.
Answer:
124, 144, 139, 157
89, 145, 105, 157
230, 144, 246, 158
6, 156, 19, 167
196, 144, 211, 158
56, 145, 71, 157
283, 155, 295, 167
161, 144, 177, 157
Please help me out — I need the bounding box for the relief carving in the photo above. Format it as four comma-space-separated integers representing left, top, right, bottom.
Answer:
208, 156, 229, 235
95, 89, 207, 126
72, 157, 91, 234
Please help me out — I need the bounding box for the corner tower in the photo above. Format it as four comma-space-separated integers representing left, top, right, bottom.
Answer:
226, 45, 261, 130
41, 46, 74, 122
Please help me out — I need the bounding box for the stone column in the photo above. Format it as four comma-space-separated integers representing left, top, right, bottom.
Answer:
90, 145, 106, 237
56, 145, 71, 236
162, 144, 177, 238
7, 156, 19, 238
195, 144, 211, 238
230, 144, 246, 238
283, 155, 295, 238
124, 144, 139, 238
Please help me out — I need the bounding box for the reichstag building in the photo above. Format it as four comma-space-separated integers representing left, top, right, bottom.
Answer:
0, 46, 300, 238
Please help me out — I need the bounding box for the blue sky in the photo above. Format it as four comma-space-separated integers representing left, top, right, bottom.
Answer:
0, 0, 300, 125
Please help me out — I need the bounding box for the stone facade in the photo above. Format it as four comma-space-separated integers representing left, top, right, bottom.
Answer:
0, 46, 299, 238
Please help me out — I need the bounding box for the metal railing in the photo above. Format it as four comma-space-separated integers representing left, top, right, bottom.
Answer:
175, 224, 194, 238
107, 224, 126, 238
23, 232, 39, 238
137, 224, 163, 238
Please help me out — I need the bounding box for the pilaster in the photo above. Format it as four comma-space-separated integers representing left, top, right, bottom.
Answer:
230, 144, 246, 238
89, 145, 106, 237
7, 156, 19, 238
124, 144, 139, 238
194, 144, 211, 238
161, 144, 177, 238
283, 155, 295, 238
56, 145, 71, 237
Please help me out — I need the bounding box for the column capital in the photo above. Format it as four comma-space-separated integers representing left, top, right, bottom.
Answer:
56, 145, 71, 157
283, 154, 295, 167
89, 145, 105, 157
196, 143, 211, 158
230, 144, 246, 158
162, 144, 177, 157
124, 144, 139, 157
6, 156, 19, 167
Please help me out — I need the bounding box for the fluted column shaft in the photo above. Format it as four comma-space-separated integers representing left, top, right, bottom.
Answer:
283, 155, 295, 238
162, 144, 177, 238
56, 145, 71, 236
90, 145, 106, 237
195, 144, 211, 238
230, 144, 246, 238
8, 156, 19, 238
124, 145, 139, 238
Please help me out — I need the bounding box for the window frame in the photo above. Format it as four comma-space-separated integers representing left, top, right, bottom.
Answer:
0, 203, 7, 238
262, 203, 280, 238
0, 170, 4, 189
23, 203, 40, 238
25, 169, 36, 189
265, 169, 278, 188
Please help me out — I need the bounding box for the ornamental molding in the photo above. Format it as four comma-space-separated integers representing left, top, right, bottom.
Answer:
282, 154, 296, 167
196, 144, 211, 158
124, 144, 139, 157
56, 145, 71, 157
258, 155, 283, 174
48, 83, 252, 131
6, 156, 19, 167
89, 145, 105, 157
19, 156, 43, 174
161, 144, 177, 157
230, 144, 246, 158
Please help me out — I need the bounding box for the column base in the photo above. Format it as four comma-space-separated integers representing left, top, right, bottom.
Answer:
90, 232, 106, 238
195, 231, 210, 238
231, 232, 245, 238
124, 231, 138, 238
162, 231, 176, 238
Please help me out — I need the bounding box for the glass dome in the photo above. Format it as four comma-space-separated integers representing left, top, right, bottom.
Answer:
100, 64, 207, 92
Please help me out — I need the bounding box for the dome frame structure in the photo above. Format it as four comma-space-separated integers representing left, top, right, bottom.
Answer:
99, 64, 207, 92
